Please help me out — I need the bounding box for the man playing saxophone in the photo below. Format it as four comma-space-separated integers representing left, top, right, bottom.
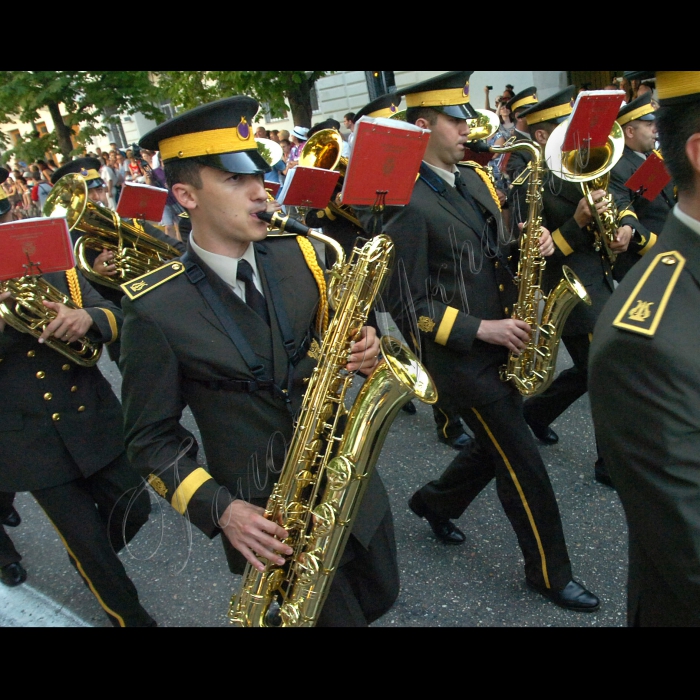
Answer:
119, 96, 400, 627
512, 88, 633, 488
367, 71, 600, 612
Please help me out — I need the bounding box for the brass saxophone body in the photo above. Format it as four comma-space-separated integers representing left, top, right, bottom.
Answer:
230, 217, 437, 628
494, 141, 591, 397
0, 275, 102, 367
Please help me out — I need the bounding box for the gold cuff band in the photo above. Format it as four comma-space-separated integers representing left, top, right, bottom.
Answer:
435, 307, 459, 346
640, 232, 658, 256
552, 229, 574, 257
98, 308, 119, 345
172, 468, 213, 516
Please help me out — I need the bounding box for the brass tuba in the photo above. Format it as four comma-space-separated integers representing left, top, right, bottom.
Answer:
229, 211, 438, 627
44, 174, 181, 291
545, 119, 625, 265
0, 275, 102, 367
299, 129, 362, 227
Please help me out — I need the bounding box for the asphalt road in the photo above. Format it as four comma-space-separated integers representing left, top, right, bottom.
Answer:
0, 349, 629, 628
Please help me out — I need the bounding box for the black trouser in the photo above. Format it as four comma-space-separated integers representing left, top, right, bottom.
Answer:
0, 492, 20, 568
32, 455, 154, 628
419, 390, 573, 591
224, 502, 400, 627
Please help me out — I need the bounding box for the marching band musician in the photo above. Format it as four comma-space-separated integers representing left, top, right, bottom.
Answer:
609, 92, 674, 280
511, 88, 632, 488
503, 87, 539, 191
368, 71, 600, 612
590, 70, 700, 627
0, 211, 155, 626
119, 96, 400, 627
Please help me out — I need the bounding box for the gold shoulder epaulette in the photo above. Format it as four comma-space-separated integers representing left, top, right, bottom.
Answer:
121, 261, 186, 301
459, 162, 501, 212
613, 251, 686, 337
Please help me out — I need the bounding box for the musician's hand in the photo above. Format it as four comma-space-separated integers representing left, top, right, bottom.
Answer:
39, 302, 93, 345
611, 225, 633, 253
347, 326, 381, 376
265, 198, 283, 214
497, 188, 507, 207
539, 227, 555, 257
0, 291, 10, 333
574, 189, 608, 229
477, 319, 532, 355
93, 249, 118, 278
219, 500, 292, 573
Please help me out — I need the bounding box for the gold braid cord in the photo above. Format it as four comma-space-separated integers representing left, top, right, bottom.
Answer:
65, 268, 83, 308
464, 162, 502, 212
296, 236, 328, 335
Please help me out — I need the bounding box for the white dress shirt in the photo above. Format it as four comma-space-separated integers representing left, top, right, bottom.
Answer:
189, 235, 264, 302
674, 204, 700, 238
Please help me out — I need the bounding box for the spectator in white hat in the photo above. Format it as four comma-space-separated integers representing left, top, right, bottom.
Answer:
288, 126, 310, 169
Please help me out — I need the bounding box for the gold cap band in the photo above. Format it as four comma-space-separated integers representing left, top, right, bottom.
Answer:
0, 188, 8, 201
160, 125, 255, 161
618, 104, 656, 127
511, 95, 538, 112
82, 169, 102, 182
370, 106, 400, 119
525, 103, 573, 126
657, 71, 700, 101
406, 87, 471, 109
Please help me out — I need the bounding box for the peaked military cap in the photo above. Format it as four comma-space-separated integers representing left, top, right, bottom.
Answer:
0, 167, 10, 217
618, 92, 656, 127
355, 93, 404, 121
402, 71, 479, 120
51, 157, 105, 189
625, 71, 700, 107
140, 96, 270, 176
507, 87, 538, 115
519, 86, 577, 126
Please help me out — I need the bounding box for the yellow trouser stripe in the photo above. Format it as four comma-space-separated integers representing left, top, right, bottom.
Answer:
47, 516, 126, 627
639, 233, 658, 256
472, 408, 551, 589
172, 468, 213, 516
435, 307, 459, 346
552, 229, 574, 257
439, 409, 450, 439
98, 308, 119, 345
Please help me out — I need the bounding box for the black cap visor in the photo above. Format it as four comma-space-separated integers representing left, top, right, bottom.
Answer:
436, 103, 479, 121
0, 199, 11, 217
87, 179, 106, 190
190, 151, 272, 176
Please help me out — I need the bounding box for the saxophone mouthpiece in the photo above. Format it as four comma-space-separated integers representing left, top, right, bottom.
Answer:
258, 210, 311, 237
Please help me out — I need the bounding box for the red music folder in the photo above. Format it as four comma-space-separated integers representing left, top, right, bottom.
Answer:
625, 152, 672, 202
117, 182, 169, 222
265, 181, 282, 198
562, 91, 626, 152
341, 117, 431, 207
278, 167, 340, 208
0, 218, 74, 281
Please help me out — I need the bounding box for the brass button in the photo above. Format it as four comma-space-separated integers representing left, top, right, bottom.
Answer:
78, 406, 86, 413
499, 285, 505, 293
62, 364, 71, 372
52, 413, 61, 422
495, 262, 500, 269
44, 393, 53, 402
27, 351, 36, 358
505, 307, 510, 315
0, 358, 3, 363
662, 256, 678, 266
71, 386, 78, 393
36, 371, 46, 379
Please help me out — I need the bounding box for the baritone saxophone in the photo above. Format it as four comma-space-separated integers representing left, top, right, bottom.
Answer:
229, 212, 438, 628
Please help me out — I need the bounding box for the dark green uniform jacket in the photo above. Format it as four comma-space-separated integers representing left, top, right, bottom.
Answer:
590, 212, 700, 626
610, 146, 676, 279
120, 237, 390, 547
362, 163, 518, 408
0, 271, 124, 492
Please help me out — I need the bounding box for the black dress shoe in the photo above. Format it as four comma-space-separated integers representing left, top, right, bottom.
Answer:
402, 401, 418, 416
2, 508, 21, 528
527, 579, 600, 613
409, 492, 466, 545
594, 460, 615, 489
526, 420, 559, 445
0, 562, 27, 588
438, 432, 474, 451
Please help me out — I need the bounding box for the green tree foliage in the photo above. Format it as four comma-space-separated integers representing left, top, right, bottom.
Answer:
156, 71, 334, 128
0, 71, 164, 159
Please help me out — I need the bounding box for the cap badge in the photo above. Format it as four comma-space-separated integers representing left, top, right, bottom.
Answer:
463, 83, 471, 98
391, 104, 398, 113
237, 117, 251, 140
81, 169, 89, 177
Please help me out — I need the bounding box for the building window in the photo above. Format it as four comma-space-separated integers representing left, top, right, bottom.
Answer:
365, 71, 396, 100
263, 103, 289, 123
311, 87, 320, 114
158, 100, 176, 121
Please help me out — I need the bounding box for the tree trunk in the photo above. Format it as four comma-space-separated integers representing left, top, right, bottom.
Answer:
47, 101, 75, 158
286, 78, 314, 128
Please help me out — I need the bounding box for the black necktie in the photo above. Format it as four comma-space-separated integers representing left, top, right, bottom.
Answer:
454, 170, 488, 232
237, 259, 270, 326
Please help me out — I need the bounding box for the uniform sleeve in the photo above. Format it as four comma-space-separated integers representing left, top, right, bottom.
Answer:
120, 298, 232, 539
77, 271, 123, 346
380, 204, 482, 356
591, 330, 700, 613
609, 168, 659, 259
